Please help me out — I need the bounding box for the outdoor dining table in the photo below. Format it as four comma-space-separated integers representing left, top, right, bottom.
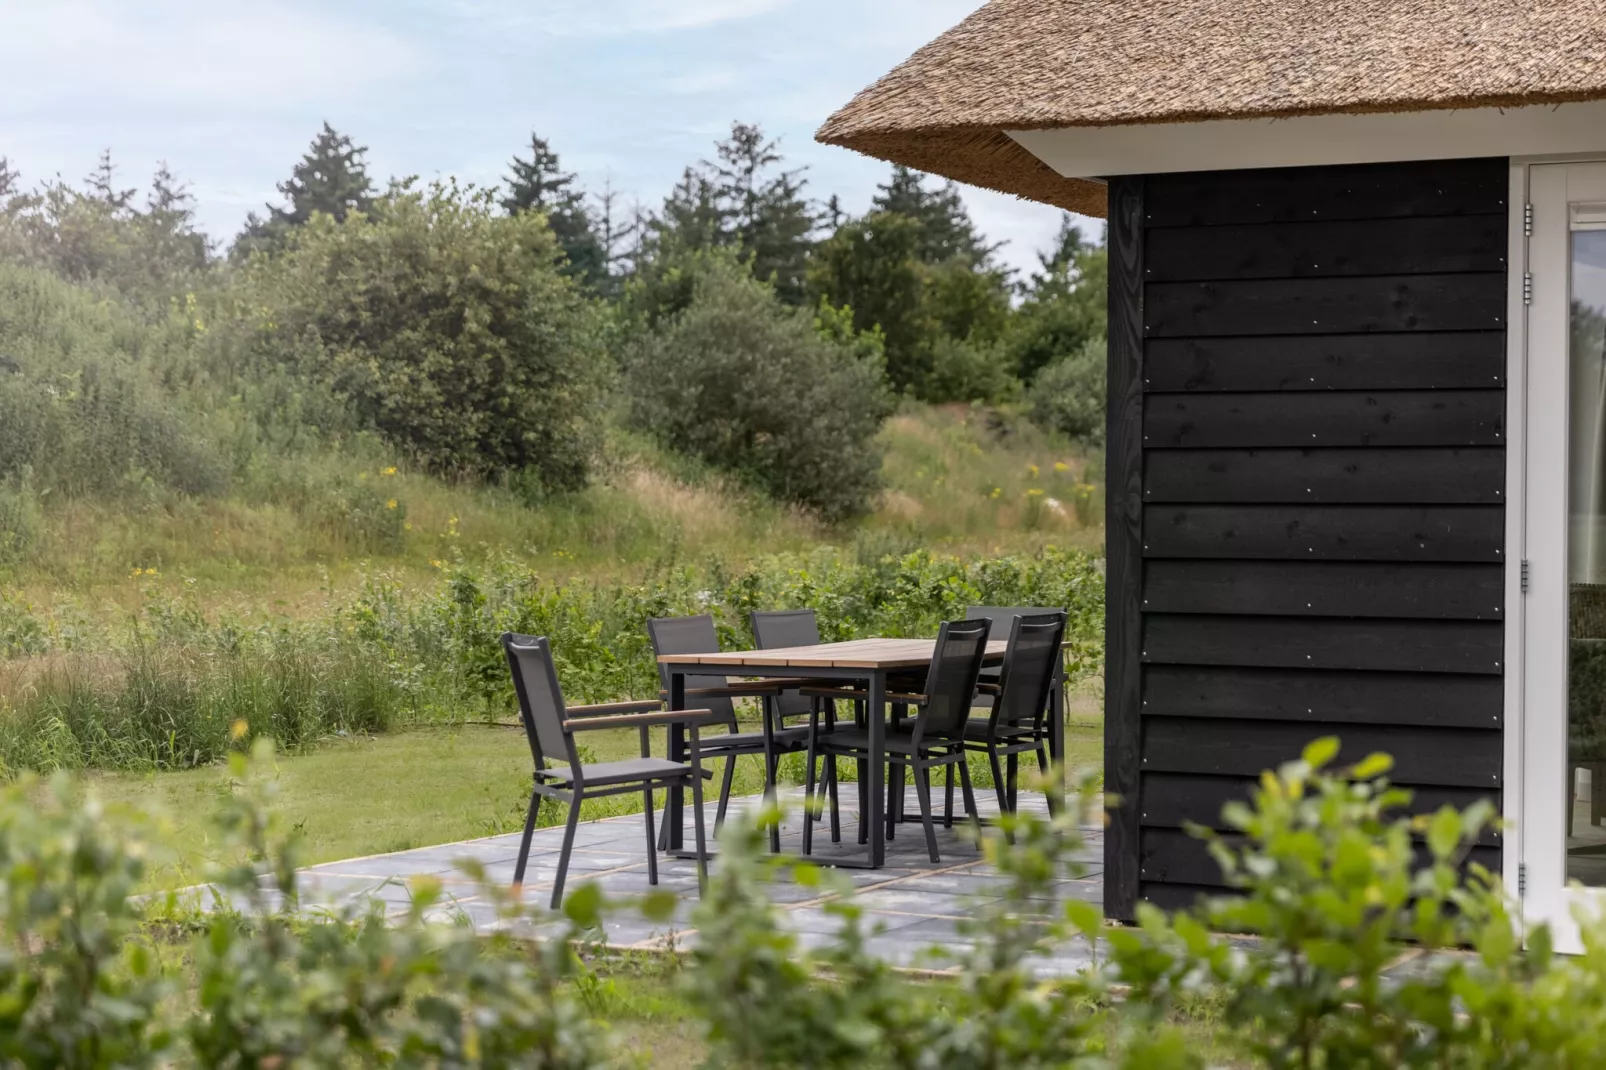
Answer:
657, 636, 1068, 869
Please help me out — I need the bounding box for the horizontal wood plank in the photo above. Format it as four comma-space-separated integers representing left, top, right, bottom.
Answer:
1140, 665, 1503, 728
1139, 826, 1501, 886
1139, 772, 1501, 843
1142, 716, 1502, 787
1146, 274, 1507, 338
1143, 158, 1507, 227
1145, 214, 1507, 282
1139, 882, 1230, 911
1143, 332, 1506, 392
1144, 447, 1503, 504
1141, 614, 1503, 674
1143, 505, 1504, 561
1144, 391, 1503, 448
1142, 560, 1504, 619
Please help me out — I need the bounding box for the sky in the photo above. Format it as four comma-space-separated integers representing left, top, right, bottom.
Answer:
0, 0, 1099, 279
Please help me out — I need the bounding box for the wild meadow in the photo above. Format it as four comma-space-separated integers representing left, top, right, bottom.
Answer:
0, 124, 1109, 856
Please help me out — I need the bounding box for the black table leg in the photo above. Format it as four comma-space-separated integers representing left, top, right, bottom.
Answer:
667, 670, 686, 851
867, 670, 886, 867
1047, 650, 1067, 816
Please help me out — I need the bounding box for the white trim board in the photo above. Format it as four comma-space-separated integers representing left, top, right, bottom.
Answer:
1011, 101, 1606, 178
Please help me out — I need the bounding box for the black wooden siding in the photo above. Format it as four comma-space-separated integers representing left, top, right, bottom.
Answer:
1104, 158, 1508, 921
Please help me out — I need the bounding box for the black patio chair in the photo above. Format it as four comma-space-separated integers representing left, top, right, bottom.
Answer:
800, 618, 991, 863
955, 605, 1068, 821
501, 632, 710, 910
955, 611, 1068, 819
648, 614, 811, 840
750, 609, 843, 846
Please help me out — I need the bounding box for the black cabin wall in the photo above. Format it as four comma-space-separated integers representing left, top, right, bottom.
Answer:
1103, 157, 1508, 921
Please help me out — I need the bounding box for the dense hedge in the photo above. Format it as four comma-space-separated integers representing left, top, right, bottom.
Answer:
0, 546, 1104, 775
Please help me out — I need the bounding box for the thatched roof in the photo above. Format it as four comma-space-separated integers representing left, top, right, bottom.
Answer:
817, 0, 1606, 218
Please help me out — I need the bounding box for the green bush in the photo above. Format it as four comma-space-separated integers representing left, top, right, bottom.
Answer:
0, 742, 618, 1067
0, 546, 1104, 774
245, 180, 610, 490
1029, 337, 1106, 448
624, 253, 893, 522
0, 264, 226, 500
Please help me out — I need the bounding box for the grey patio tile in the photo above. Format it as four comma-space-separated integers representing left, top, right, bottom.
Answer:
852, 888, 993, 917
780, 906, 930, 937
307, 851, 478, 879
882, 872, 1013, 897
266, 790, 1110, 964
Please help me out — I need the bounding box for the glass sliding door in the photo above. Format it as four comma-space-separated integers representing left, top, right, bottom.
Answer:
1527, 162, 1606, 952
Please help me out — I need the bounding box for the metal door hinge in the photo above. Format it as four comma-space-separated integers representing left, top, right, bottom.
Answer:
1525, 202, 1534, 236
1519, 862, 1528, 898
1521, 559, 1531, 593
1523, 272, 1533, 305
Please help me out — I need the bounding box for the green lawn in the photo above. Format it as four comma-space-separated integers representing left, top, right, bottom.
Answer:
82, 690, 1103, 890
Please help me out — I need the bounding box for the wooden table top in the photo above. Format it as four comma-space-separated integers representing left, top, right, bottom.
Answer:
657, 637, 1006, 671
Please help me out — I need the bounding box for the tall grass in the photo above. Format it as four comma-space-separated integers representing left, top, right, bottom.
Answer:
0, 545, 1104, 775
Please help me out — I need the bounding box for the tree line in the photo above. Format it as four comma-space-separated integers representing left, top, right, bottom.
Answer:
0, 121, 1106, 523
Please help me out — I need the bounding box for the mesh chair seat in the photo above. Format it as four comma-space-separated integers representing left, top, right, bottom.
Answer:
537, 757, 697, 787
962, 717, 1040, 742
698, 725, 811, 751
809, 724, 946, 757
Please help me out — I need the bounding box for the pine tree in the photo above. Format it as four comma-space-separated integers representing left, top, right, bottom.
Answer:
234, 122, 374, 257
142, 162, 210, 278
707, 123, 816, 304
501, 132, 607, 289
1026, 215, 1088, 294
85, 150, 137, 214
871, 164, 999, 269
590, 177, 641, 295
643, 122, 817, 304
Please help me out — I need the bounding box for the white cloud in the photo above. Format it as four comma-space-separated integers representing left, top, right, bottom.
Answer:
0, 0, 417, 111
661, 66, 743, 95
453, 0, 794, 37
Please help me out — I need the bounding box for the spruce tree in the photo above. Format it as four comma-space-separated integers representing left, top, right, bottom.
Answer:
501, 132, 607, 289
708, 122, 816, 304
234, 122, 374, 257
643, 122, 817, 305
871, 164, 999, 269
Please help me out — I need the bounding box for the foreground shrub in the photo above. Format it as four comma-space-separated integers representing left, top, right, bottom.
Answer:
0, 740, 617, 1067
246, 180, 610, 489
625, 253, 893, 522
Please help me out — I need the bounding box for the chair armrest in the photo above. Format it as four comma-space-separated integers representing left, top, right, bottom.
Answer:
565, 708, 720, 732
565, 699, 663, 716
799, 686, 926, 703
975, 682, 1001, 696
659, 683, 785, 699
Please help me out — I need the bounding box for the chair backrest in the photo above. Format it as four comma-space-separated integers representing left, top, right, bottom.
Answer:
646, 614, 738, 727
992, 612, 1068, 732
501, 632, 577, 775
966, 605, 1066, 641
751, 609, 821, 718
915, 618, 993, 739
750, 608, 820, 650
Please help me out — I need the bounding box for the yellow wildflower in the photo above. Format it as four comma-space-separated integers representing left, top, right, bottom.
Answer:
1026, 488, 1045, 498
1054, 461, 1069, 473
403, 521, 413, 531
386, 499, 398, 510
382, 466, 398, 477
430, 559, 444, 568
1027, 464, 1039, 478
989, 487, 1002, 499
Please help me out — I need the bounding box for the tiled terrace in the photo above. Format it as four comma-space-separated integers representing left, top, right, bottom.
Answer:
289, 787, 1105, 973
